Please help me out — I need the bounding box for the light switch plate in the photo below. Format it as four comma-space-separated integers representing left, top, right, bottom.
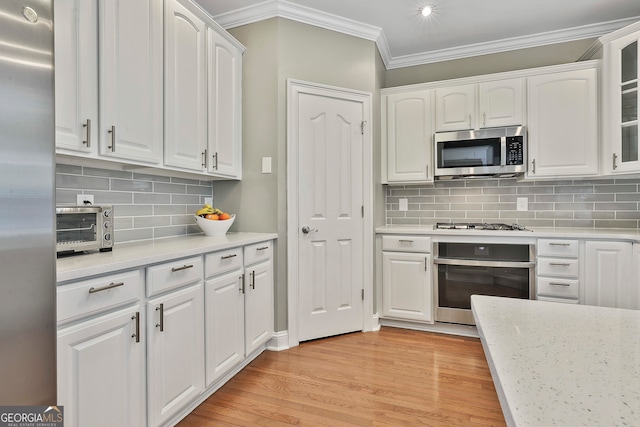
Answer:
399, 198, 409, 211
516, 197, 528, 211
261, 157, 272, 174
204, 197, 212, 206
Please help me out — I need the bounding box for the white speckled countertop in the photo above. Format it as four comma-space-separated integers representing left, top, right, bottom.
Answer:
376, 225, 640, 241
471, 295, 640, 427
57, 232, 277, 283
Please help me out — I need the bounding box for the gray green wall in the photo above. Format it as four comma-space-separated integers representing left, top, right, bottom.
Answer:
385, 38, 598, 87
214, 18, 383, 332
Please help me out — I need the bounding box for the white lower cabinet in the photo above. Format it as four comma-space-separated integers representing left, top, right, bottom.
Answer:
204, 248, 245, 386
57, 269, 145, 427
381, 236, 433, 323
536, 239, 580, 303
57, 305, 146, 427
584, 241, 634, 309
244, 258, 274, 354
243, 242, 274, 355
146, 258, 205, 427
58, 239, 275, 427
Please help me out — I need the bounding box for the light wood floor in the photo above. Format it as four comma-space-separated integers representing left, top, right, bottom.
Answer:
177, 327, 506, 426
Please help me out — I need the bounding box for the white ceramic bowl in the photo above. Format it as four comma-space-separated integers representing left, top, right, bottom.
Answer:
194, 214, 235, 236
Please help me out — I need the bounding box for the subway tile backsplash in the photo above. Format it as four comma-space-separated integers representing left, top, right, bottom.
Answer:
386, 177, 640, 229
56, 164, 212, 243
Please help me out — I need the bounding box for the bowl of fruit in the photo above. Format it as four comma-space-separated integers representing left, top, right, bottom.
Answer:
194, 204, 235, 236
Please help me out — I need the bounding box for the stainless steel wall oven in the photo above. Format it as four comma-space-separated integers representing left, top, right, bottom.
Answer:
434, 241, 535, 325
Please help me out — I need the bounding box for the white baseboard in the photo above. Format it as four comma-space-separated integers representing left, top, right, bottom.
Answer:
379, 318, 479, 338
266, 330, 289, 351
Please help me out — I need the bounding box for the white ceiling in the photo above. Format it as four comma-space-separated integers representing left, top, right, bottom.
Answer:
195, 0, 640, 69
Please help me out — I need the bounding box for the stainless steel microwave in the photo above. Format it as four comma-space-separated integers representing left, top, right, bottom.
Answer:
434, 126, 526, 178
56, 205, 113, 255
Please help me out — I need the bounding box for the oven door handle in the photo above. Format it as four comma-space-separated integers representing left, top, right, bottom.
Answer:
434, 258, 535, 268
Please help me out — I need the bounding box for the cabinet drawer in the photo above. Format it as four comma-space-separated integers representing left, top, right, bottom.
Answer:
57, 269, 143, 323
146, 256, 203, 297
244, 241, 272, 266
537, 277, 579, 299
382, 235, 431, 253
205, 247, 243, 278
537, 239, 579, 257
537, 258, 579, 278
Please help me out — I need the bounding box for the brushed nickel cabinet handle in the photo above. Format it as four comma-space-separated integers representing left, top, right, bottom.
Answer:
88, 281, 124, 294
221, 254, 237, 259
468, 114, 472, 128
250, 270, 256, 290
531, 159, 536, 174
399, 240, 414, 243
482, 112, 486, 127
549, 262, 571, 267
171, 264, 193, 272
549, 243, 571, 247
131, 312, 140, 343
156, 304, 164, 332
107, 125, 115, 151
613, 153, 618, 170
256, 246, 269, 251
83, 119, 91, 147
549, 282, 571, 287
212, 152, 218, 170
239, 274, 245, 294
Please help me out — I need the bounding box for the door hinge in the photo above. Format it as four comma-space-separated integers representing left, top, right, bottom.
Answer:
361, 289, 364, 300
360, 121, 366, 135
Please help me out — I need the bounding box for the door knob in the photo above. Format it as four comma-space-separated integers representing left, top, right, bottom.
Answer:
301, 226, 318, 234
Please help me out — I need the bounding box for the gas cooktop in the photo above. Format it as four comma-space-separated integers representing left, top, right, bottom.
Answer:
434, 222, 531, 231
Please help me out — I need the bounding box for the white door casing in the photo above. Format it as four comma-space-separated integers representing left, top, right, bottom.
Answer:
287, 80, 374, 346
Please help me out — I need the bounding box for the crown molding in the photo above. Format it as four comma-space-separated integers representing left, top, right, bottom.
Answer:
213, 2, 640, 70
385, 16, 640, 69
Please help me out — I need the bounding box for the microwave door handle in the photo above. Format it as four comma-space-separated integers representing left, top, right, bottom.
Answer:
500, 137, 506, 166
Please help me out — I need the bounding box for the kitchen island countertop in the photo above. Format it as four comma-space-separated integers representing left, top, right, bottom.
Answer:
57, 232, 277, 283
471, 295, 640, 427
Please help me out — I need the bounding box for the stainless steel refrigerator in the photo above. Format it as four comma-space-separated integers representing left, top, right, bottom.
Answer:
0, 1, 56, 404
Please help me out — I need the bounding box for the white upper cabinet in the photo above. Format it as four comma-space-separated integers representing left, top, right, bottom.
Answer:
526, 67, 598, 178
478, 78, 524, 128
54, 0, 98, 156
435, 79, 523, 132
98, 0, 163, 164
382, 90, 433, 183
164, 0, 244, 177
601, 21, 640, 174
164, 0, 208, 172
207, 28, 243, 178
435, 84, 476, 131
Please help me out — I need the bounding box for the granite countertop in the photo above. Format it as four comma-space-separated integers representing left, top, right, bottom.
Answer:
57, 232, 277, 283
376, 225, 640, 241
471, 295, 640, 427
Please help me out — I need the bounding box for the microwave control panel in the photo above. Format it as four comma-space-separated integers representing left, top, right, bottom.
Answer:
505, 136, 524, 165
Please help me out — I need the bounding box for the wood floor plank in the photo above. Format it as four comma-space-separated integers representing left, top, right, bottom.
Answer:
177, 327, 506, 426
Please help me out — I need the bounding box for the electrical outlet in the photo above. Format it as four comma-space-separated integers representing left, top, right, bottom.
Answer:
77, 194, 94, 205
516, 197, 528, 211
399, 198, 409, 211
204, 197, 213, 206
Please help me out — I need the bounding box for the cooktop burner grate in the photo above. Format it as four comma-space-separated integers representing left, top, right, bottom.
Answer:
434, 222, 530, 231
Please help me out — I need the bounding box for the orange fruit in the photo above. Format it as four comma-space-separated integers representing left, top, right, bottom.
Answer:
219, 212, 231, 220
205, 214, 219, 220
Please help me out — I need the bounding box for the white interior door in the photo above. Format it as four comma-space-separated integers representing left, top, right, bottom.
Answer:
292, 83, 366, 342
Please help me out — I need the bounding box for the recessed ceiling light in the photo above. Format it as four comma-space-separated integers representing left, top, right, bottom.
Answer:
421, 5, 433, 17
